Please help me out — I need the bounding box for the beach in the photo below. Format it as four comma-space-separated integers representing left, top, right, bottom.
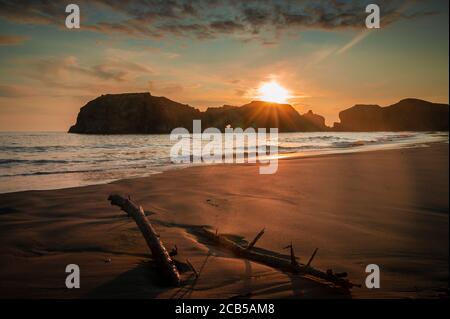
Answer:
0, 143, 448, 299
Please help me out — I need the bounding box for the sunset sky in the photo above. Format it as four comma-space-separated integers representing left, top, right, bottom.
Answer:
0, 0, 448, 131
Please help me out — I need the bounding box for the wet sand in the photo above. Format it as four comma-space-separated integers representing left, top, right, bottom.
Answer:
0, 143, 448, 298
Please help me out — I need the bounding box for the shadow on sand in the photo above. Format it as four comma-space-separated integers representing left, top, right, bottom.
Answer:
82, 261, 167, 298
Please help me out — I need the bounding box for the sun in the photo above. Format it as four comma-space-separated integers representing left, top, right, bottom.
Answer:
257, 81, 290, 104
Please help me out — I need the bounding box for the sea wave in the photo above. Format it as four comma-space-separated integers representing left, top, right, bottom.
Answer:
0, 131, 448, 193
0, 159, 86, 165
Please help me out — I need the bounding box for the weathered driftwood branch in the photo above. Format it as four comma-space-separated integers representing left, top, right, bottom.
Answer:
108, 194, 180, 286
200, 227, 359, 290
107, 195, 358, 290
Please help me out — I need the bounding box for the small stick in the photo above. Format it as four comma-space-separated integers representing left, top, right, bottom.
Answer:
305, 248, 318, 268
186, 259, 199, 278
289, 244, 299, 267
246, 228, 265, 250
283, 243, 299, 267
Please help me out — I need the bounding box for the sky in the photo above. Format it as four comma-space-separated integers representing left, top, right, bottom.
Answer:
0, 0, 448, 131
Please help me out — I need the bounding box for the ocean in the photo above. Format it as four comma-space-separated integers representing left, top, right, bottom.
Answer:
0, 131, 448, 193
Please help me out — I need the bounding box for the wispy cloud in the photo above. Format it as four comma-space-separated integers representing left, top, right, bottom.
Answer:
0, 34, 28, 45
0, 84, 35, 97
336, 30, 371, 54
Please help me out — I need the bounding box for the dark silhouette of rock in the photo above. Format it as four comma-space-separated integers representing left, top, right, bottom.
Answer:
69, 93, 202, 134
202, 101, 326, 132
69, 94, 449, 134
333, 98, 449, 131
69, 93, 329, 134
202, 104, 241, 130
237, 101, 324, 132
302, 110, 328, 131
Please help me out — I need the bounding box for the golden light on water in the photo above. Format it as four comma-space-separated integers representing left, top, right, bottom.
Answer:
257, 81, 291, 103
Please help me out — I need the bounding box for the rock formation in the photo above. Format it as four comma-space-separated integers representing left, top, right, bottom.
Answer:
69, 93, 329, 133
334, 98, 449, 131
69, 93, 449, 134
69, 93, 201, 134
302, 110, 328, 131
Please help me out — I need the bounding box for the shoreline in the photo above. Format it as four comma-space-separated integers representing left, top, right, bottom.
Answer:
1, 138, 448, 196
0, 143, 448, 298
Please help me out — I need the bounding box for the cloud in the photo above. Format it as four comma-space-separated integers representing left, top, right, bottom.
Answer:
26, 54, 153, 84
0, 34, 28, 45
148, 81, 184, 96
0, 0, 439, 43
24, 56, 127, 84
0, 84, 35, 97
234, 89, 246, 97
0, 0, 64, 25
209, 20, 245, 34
336, 29, 371, 54
0, 54, 154, 100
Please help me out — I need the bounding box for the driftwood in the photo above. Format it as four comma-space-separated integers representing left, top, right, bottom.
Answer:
107, 195, 359, 291
108, 194, 180, 286
200, 227, 360, 290
246, 228, 265, 250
